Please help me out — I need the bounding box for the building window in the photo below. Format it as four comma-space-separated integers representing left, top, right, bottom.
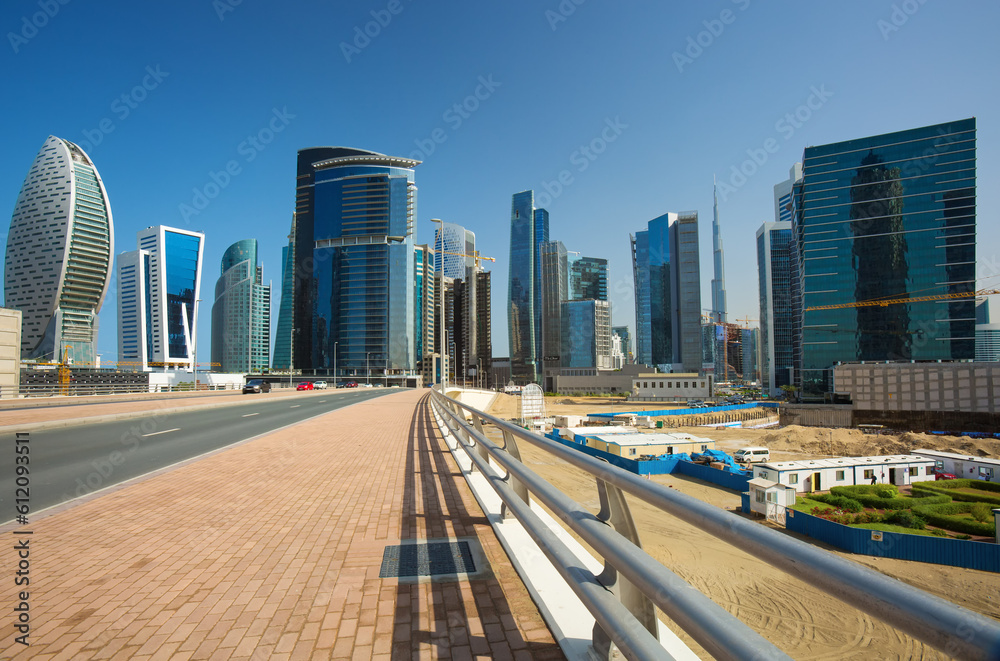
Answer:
759, 471, 769, 480
789, 473, 798, 484
700, 381, 705, 388
755, 490, 765, 503
836, 470, 845, 480
864, 469, 874, 479
684, 382, 689, 388
629, 448, 636, 456
909, 467, 919, 477
701, 444, 708, 452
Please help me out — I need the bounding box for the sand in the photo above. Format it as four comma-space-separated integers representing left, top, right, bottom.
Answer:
483, 394, 1000, 659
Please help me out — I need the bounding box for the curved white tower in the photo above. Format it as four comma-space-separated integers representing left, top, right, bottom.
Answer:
4, 136, 114, 363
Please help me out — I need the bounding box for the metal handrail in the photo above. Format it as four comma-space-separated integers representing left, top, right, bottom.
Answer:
431, 389, 1000, 661
431, 390, 791, 661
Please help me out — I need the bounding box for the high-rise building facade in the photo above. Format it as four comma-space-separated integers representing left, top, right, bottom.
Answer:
631, 212, 702, 372
756, 220, 794, 396
5, 136, 114, 364
569, 256, 608, 302
272, 215, 295, 369
792, 118, 976, 398
612, 326, 632, 363
508, 190, 538, 383
561, 299, 612, 369
211, 239, 271, 374
773, 163, 803, 224
539, 240, 568, 371
710, 179, 727, 323
414, 244, 436, 383
434, 222, 475, 279
118, 226, 204, 371
475, 270, 493, 387
293, 147, 418, 375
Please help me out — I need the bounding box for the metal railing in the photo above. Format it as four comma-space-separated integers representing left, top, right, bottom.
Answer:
11, 382, 243, 398
430, 388, 1000, 661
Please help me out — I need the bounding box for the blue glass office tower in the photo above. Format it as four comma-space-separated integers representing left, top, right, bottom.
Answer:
793, 119, 976, 398
757, 221, 794, 396
294, 148, 418, 375
570, 257, 608, 302
508, 190, 538, 383
118, 226, 204, 370
540, 240, 568, 373
272, 215, 295, 369
212, 239, 271, 374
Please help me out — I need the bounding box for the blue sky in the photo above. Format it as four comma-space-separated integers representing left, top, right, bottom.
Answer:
2, 0, 998, 364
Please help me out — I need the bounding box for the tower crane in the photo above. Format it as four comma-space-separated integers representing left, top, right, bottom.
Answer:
804, 288, 1000, 311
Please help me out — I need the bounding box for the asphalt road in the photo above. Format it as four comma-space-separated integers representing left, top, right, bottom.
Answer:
0, 388, 399, 525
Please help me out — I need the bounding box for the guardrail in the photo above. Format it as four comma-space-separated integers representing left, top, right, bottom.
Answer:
430, 388, 1000, 660
12, 383, 243, 398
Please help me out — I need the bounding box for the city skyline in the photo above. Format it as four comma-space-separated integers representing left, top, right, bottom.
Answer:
1, 3, 998, 365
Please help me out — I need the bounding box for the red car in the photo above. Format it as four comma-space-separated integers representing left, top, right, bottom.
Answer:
341, 380, 358, 388
934, 470, 957, 481
296, 382, 314, 391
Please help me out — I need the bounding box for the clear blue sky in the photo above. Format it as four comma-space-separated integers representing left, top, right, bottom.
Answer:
2, 0, 997, 364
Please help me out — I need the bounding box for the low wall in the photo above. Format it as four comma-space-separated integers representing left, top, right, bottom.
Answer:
786, 509, 1000, 573
674, 460, 750, 492
590, 402, 779, 418
779, 404, 854, 428
853, 409, 1000, 434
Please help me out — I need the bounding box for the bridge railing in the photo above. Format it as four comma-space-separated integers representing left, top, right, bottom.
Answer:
430, 388, 1000, 661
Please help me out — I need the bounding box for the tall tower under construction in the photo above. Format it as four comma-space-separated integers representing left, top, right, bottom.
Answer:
710, 177, 727, 324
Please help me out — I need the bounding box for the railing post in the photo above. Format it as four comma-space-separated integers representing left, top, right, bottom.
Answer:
499, 429, 529, 519
592, 474, 659, 659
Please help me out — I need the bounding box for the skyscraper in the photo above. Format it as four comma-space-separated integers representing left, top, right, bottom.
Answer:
569, 256, 608, 302
434, 222, 475, 279
475, 270, 493, 387
561, 299, 612, 369
773, 163, 803, 224
539, 240, 568, 372
710, 178, 727, 323
5, 136, 114, 364
118, 226, 205, 371
508, 190, 538, 383
211, 239, 271, 373
414, 244, 436, 384
631, 212, 702, 372
612, 326, 632, 363
756, 220, 794, 396
272, 215, 295, 369
792, 118, 976, 398
293, 147, 418, 374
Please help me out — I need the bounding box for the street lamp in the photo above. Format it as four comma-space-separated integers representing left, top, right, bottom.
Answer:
193, 299, 202, 391
334, 341, 338, 386
366, 352, 371, 385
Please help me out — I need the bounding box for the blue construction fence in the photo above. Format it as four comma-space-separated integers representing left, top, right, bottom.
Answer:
785, 508, 1000, 573
589, 401, 780, 418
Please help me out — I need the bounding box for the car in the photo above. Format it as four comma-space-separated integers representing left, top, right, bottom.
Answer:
934, 470, 958, 481
243, 379, 271, 394
313, 380, 328, 389
341, 380, 358, 388
296, 382, 314, 391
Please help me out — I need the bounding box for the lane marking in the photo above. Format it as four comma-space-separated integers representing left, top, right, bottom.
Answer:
142, 428, 180, 437
242, 413, 259, 417
290, 405, 301, 409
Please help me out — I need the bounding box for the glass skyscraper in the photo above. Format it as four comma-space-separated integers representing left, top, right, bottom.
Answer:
294, 147, 418, 375
631, 212, 702, 371
757, 220, 794, 396
118, 226, 204, 371
561, 299, 612, 369
540, 240, 568, 371
792, 118, 977, 398
5, 136, 114, 364
211, 239, 271, 374
272, 215, 295, 369
508, 190, 538, 383
570, 256, 608, 302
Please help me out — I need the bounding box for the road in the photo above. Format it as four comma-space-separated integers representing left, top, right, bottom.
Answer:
0, 388, 398, 524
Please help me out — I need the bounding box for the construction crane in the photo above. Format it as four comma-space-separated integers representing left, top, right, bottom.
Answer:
736, 317, 758, 328
805, 288, 1000, 311
436, 248, 496, 270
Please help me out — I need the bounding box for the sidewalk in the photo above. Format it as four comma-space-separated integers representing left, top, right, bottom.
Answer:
1, 389, 563, 660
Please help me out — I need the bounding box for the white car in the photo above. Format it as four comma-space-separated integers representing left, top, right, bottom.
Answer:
313, 380, 328, 389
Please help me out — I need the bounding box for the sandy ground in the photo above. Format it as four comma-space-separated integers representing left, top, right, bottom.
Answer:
485, 394, 1000, 659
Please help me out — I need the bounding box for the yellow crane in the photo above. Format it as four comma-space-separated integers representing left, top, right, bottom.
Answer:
805, 288, 1000, 311
436, 248, 496, 270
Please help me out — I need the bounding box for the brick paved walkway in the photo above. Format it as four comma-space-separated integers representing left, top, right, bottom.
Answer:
1, 389, 563, 660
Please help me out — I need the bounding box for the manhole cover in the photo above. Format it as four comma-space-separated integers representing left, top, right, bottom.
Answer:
379, 538, 488, 582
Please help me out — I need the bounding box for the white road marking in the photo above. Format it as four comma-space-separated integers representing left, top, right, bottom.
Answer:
142, 428, 180, 437
242, 413, 259, 417
290, 405, 301, 408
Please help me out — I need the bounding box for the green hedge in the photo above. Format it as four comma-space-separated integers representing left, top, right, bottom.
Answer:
911, 480, 1000, 506
830, 485, 950, 510
809, 493, 863, 512
911, 501, 997, 537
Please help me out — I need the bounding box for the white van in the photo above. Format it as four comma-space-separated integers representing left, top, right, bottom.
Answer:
735, 447, 770, 464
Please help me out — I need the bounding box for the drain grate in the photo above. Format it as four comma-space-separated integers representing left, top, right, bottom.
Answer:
379, 540, 477, 579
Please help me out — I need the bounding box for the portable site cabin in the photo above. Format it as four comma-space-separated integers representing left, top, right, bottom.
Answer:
747, 478, 797, 518
560, 429, 715, 459
910, 450, 1000, 481
752, 455, 936, 493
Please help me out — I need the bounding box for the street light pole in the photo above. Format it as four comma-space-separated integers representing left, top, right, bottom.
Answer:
430, 218, 446, 391
366, 352, 370, 385
334, 341, 338, 386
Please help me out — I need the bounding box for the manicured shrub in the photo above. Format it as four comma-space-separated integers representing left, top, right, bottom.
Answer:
830, 485, 950, 510
931, 529, 948, 537
971, 503, 993, 523
882, 509, 926, 530
874, 484, 898, 499
912, 501, 997, 536
811, 493, 863, 512
912, 480, 1000, 507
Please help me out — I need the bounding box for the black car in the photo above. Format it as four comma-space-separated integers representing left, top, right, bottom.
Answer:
243, 379, 271, 394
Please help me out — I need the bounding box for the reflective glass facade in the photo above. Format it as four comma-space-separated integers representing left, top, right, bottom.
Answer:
508, 190, 536, 383
540, 241, 568, 370
570, 257, 608, 302
561, 299, 611, 369
757, 221, 794, 395
296, 148, 418, 376
272, 216, 295, 369
164, 231, 201, 361
793, 118, 976, 398
212, 239, 271, 373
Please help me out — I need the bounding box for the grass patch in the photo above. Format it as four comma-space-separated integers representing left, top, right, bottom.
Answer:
851, 523, 939, 537
791, 496, 827, 513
